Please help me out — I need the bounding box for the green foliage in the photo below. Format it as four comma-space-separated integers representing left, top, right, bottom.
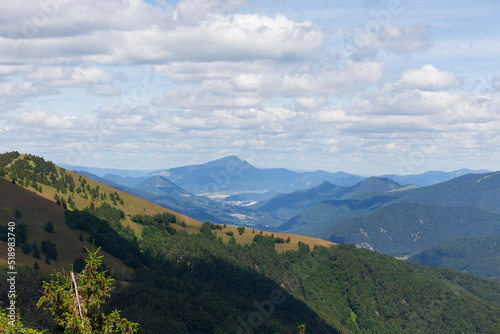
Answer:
0, 151, 20, 167
22, 242, 32, 254
0, 308, 43, 333
275, 237, 285, 243
91, 202, 125, 224
41, 240, 57, 261
65, 209, 142, 268
325, 203, 500, 256
410, 234, 500, 280
32, 243, 41, 259
0, 266, 54, 330
43, 221, 54, 233
37, 248, 138, 333
2, 223, 30, 246
131, 212, 176, 226
252, 234, 276, 249
237, 226, 245, 235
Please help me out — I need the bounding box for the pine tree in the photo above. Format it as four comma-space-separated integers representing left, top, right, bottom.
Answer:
32, 243, 41, 259
37, 248, 139, 333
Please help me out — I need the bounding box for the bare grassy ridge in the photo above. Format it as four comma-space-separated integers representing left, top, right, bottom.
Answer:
0, 177, 129, 275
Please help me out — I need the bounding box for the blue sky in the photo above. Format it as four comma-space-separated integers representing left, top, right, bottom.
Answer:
0, 0, 499, 175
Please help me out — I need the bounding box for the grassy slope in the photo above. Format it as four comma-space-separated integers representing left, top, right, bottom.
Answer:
0, 177, 130, 275
0, 154, 334, 272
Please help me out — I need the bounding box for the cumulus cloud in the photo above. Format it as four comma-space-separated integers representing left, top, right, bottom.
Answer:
346, 24, 430, 59
17, 111, 75, 129
0, 0, 497, 174
174, 0, 247, 23
0, 82, 56, 98
399, 64, 462, 91
0, 7, 323, 65
153, 60, 384, 110
27, 66, 112, 87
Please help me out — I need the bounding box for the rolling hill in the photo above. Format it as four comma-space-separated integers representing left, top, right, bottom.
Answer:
0, 152, 335, 260
399, 171, 500, 213
409, 234, 500, 281
151, 155, 365, 201
78, 170, 282, 227
278, 177, 402, 236
381, 168, 491, 186
4, 152, 500, 333
322, 203, 500, 256
250, 181, 344, 219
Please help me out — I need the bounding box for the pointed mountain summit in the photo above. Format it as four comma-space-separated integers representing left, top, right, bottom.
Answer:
335, 176, 402, 199
134, 175, 192, 197
152, 156, 364, 201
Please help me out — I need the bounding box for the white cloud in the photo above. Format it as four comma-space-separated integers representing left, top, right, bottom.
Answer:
17, 111, 74, 129
0, 1, 498, 174
399, 64, 462, 91
348, 24, 430, 59
175, 0, 247, 23
0, 9, 324, 65
27, 66, 112, 88
0, 82, 56, 98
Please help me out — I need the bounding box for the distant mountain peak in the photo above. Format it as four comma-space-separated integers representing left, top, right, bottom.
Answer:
202, 155, 253, 169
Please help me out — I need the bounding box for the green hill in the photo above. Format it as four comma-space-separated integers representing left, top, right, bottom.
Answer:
251, 181, 344, 219
400, 171, 500, 213
322, 203, 500, 257
4, 152, 500, 333
277, 177, 402, 236
409, 234, 500, 281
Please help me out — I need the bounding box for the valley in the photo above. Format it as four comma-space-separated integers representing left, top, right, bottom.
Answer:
2, 152, 500, 333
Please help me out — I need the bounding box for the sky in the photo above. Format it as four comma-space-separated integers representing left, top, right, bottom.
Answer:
0, 0, 499, 175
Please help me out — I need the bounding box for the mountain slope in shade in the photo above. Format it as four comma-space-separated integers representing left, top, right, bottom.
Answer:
382, 168, 492, 186
408, 234, 500, 281
6, 152, 500, 333
323, 203, 500, 256
278, 177, 402, 236
250, 181, 345, 219
400, 171, 500, 213
334, 176, 402, 199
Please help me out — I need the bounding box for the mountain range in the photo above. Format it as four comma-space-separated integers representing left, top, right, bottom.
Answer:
4, 151, 500, 333
60, 154, 500, 282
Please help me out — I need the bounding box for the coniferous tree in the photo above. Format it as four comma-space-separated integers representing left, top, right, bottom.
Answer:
32, 243, 41, 259
37, 248, 139, 333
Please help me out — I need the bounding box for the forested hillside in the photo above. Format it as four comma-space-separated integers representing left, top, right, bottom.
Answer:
409, 234, 500, 281
3, 152, 500, 333
323, 203, 500, 256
